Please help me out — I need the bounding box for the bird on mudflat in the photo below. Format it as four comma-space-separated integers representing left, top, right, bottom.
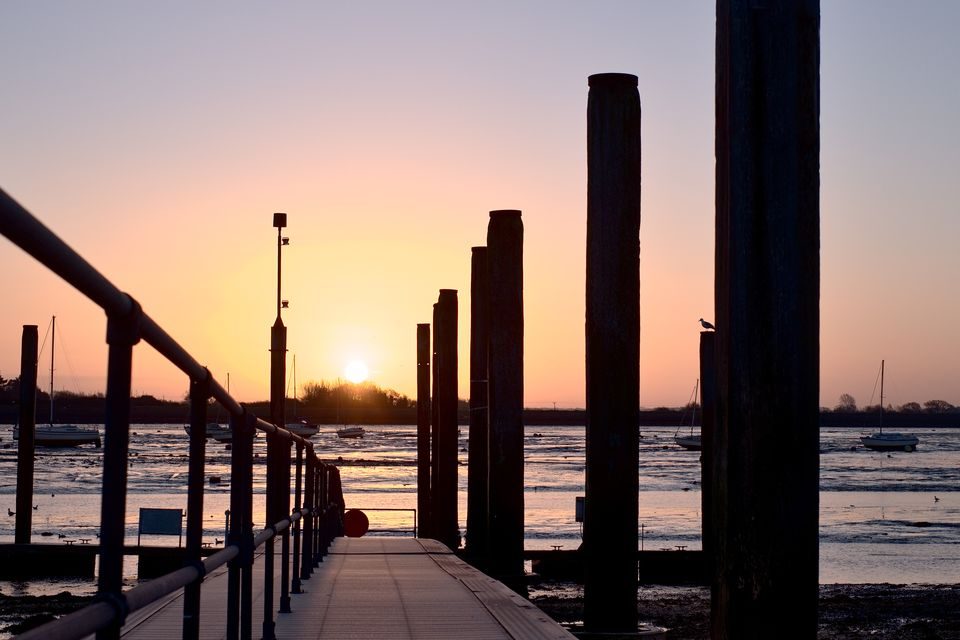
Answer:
934, 496, 940, 503
7, 508, 14, 517
699, 318, 716, 331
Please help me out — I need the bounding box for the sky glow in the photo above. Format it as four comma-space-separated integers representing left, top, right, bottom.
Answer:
1, 2, 958, 409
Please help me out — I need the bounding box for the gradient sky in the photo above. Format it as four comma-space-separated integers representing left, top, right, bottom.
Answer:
2, 2, 958, 410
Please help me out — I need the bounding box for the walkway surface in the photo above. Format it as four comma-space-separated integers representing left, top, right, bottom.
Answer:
112, 537, 574, 639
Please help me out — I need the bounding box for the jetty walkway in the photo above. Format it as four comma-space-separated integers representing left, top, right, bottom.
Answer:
104, 537, 572, 640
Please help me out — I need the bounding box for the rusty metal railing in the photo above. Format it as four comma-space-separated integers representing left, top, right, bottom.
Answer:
1, 188, 345, 640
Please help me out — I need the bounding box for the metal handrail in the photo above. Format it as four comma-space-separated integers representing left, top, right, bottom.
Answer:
2, 188, 346, 640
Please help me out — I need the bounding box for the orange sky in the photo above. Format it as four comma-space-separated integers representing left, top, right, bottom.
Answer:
1, 3, 959, 410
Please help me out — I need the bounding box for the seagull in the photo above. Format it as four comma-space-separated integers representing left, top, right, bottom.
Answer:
699, 318, 716, 331
7, 508, 14, 516
934, 496, 940, 503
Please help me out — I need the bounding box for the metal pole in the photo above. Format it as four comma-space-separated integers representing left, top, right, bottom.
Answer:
292, 441, 304, 593
239, 413, 255, 640
467, 247, 490, 563
416, 323, 431, 539
584, 72, 641, 632
435, 289, 459, 550
183, 375, 209, 640
714, 2, 820, 636
15, 325, 38, 544
486, 210, 524, 592
226, 412, 243, 640
300, 453, 315, 580
96, 301, 141, 640
279, 438, 291, 613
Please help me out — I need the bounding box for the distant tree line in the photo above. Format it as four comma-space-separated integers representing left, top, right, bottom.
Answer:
298, 380, 415, 410
829, 393, 958, 414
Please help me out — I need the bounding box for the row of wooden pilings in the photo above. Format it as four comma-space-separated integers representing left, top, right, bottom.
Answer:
413, 2, 820, 637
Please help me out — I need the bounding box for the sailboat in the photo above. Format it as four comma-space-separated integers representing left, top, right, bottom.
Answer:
14, 317, 101, 447
286, 355, 319, 437
184, 373, 236, 443
674, 379, 702, 451
860, 360, 919, 452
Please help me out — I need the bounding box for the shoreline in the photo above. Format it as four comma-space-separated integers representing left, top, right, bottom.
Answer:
529, 582, 960, 639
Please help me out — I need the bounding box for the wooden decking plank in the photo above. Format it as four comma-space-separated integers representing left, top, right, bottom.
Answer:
117, 537, 573, 640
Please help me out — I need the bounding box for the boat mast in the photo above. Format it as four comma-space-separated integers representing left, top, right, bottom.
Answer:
879, 359, 885, 435
691, 378, 699, 435
292, 354, 297, 419
49, 315, 56, 426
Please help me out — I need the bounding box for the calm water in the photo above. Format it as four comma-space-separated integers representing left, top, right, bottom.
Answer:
0, 423, 958, 595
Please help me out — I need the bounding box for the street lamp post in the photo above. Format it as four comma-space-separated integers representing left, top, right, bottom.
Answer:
264, 213, 291, 639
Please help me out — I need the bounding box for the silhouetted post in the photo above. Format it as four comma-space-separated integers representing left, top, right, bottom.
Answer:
434, 289, 459, 549
714, 2, 820, 637
15, 325, 38, 544
291, 441, 303, 594
430, 303, 440, 539
584, 73, 641, 632
487, 210, 524, 590
466, 246, 490, 563
300, 452, 315, 580
97, 303, 141, 640
416, 323, 431, 539
263, 317, 286, 638
699, 332, 716, 560
183, 374, 209, 640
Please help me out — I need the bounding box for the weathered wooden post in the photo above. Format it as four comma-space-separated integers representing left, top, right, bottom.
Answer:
486, 210, 524, 591
183, 375, 209, 640
699, 331, 716, 559
584, 73, 641, 632
15, 325, 38, 544
713, 1, 820, 637
416, 323, 431, 539
434, 289, 459, 549
466, 246, 490, 563
430, 303, 440, 539
263, 316, 286, 638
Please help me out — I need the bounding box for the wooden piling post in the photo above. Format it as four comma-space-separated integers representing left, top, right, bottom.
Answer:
434, 289, 459, 549
15, 325, 38, 544
416, 323, 431, 539
584, 73, 641, 632
430, 303, 440, 539
486, 210, 524, 590
699, 331, 716, 559
714, 1, 820, 636
466, 247, 490, 563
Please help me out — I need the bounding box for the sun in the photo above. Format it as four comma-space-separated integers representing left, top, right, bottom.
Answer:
344, 359, 369, 384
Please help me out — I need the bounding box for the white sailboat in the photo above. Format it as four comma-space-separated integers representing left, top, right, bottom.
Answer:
14, 316, 101, 447
860, 360, 919, 452
286, 355, 319, 437
674, 379, 702, 451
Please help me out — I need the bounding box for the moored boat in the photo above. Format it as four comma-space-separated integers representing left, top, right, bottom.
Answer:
286, 418, 319, 438
860, 360, 919, 452
337, 426, 365, 439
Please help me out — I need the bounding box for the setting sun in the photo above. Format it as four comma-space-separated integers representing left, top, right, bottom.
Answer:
344, 359, 369, 384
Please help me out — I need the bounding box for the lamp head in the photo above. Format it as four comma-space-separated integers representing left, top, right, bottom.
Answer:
273, 212, 287, 228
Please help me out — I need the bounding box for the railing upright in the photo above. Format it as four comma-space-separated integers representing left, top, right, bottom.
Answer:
96, 303, 141, 640
263, 429, 280, 640
226, 412, 243, 640
183, 375, 209, 640
301, 453, 315, 579
279, 437, 292, 613
239, 413, 255, 640
292, 441, 304, 593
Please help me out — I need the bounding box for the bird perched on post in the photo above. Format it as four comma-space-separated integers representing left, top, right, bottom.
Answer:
699, 318, 716, 331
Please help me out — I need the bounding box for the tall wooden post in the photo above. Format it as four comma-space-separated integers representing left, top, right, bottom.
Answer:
430, 303, 440, 539
416, 323, 431, 539
434, 289, 459, 549
584, 73, 641, 632
466, 246, 490, 562
15, 325, 38, 544
486, 210, 524, 590
714, 2, 820, 637
699, 331, 716, 559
